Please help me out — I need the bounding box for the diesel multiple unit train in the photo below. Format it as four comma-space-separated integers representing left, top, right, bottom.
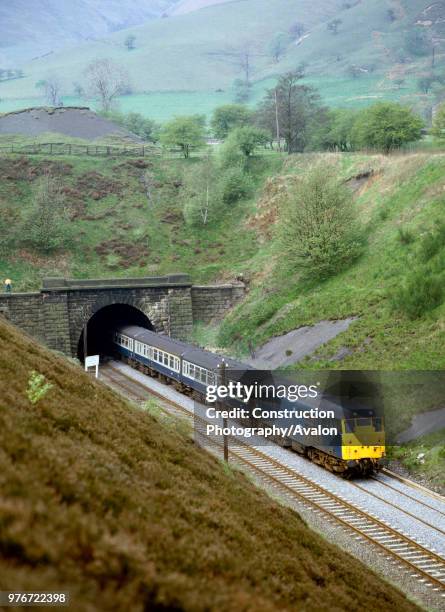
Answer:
111, 325, 386, 477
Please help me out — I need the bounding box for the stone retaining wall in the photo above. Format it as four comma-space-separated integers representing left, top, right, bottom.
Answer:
191, 284, 245, 324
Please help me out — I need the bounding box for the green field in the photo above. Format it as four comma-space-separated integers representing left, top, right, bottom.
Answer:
0, 74, 431, 123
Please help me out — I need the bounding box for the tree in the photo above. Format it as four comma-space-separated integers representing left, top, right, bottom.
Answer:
124, 112, 160, 142
125, 34, 136, 51
432, 103, 445, 140
256, 70, 324, 153
84, 59, 130, 112
22, 173, 72, 254
311, 109, 357, 152
160, 116, 206, 158
210, 104, 253, 139
182, 154, 221, 225
279, 165, 363, 279
225, 126, 270, 156
210, 41, 258, 99
268, 32, 289, 63
36, 75, 62, 106
327, 19, 342, 35
352, 102, 423, 153
233, 78, 251, 103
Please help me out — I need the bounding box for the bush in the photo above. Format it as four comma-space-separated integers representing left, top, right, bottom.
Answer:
397, 227, 415, 245
22, 173, 72, 254
278, 166, 363, 279
419, 222, 445, 262
391, 269, 443, 319
225, 126, 270, 157
219, 138, 245, 169
181, 155, 222, 226
220, 166, 254, 204
352, 102, 423, 153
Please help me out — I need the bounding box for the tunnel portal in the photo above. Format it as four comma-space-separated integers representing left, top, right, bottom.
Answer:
77, 303, 153, 362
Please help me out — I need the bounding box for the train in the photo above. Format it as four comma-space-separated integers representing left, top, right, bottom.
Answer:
111, 325, 386, 477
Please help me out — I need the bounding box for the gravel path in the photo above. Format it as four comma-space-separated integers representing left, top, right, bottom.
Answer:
396, 406, 445, 443
246, 318, 357, 368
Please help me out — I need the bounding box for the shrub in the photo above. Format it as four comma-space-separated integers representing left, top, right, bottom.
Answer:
391, 269, 443, 319
397, 227, 415, 245
225, 126, 270, 157
219, 138, 245, 169
352, 102, 423, 154
278, 166, 363, 279
22, 173, 73, 254
220, 166, 254, 204
419, 222, 445, 262
181, 155, 222, 226
26, 371, 53, 405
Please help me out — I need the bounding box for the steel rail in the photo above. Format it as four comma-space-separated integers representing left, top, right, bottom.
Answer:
99, 363, 445, 593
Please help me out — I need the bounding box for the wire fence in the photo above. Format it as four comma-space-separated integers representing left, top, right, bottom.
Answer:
0, 142, 161, 157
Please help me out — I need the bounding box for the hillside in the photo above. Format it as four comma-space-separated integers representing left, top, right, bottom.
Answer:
0, 316, 420, 610
218, 152, 445, 370
170, 0, 233, 15
0, 0, 443, 120
0, 0, 179, 64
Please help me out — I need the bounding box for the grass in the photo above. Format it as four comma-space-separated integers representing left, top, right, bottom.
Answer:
0, 316, 422, 610
389, 428, 445, 492
0, 151, 281, 291
217, 152, 445, 371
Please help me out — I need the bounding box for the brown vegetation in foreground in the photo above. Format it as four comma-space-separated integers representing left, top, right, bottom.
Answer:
0, 318, 420, 611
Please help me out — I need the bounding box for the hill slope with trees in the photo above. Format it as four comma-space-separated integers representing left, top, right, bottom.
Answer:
2, 0, 444, 118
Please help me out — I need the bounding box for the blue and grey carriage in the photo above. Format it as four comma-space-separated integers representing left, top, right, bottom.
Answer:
112, 325, 385, 476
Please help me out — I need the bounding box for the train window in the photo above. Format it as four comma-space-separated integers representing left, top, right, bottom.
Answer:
183, 361, 213, 385
356, 418, 371, 427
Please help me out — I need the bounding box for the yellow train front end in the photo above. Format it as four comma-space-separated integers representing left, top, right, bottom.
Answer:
341, 416, 386, 476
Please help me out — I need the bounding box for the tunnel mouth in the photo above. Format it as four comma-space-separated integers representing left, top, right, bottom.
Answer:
77, 303, 153, 362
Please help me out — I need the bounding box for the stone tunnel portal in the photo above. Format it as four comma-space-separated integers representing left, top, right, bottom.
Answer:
77, 303, 153, 362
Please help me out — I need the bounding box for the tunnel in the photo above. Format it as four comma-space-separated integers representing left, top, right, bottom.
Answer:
77, 303, 153, 362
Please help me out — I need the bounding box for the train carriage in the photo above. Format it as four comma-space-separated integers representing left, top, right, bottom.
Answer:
111, 325, 385, 477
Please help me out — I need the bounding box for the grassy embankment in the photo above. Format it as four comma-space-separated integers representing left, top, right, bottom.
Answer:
0, 316, 421, 611
2, 147, 444, 486
0, 148, 279, 290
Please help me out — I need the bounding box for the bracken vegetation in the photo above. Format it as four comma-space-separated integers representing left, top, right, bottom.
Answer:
0, 318, 421, 611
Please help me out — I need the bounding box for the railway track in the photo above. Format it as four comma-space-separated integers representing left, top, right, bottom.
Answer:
99, 362, 445, 596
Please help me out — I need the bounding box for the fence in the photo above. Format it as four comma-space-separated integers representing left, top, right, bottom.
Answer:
0, 142, 161, 157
